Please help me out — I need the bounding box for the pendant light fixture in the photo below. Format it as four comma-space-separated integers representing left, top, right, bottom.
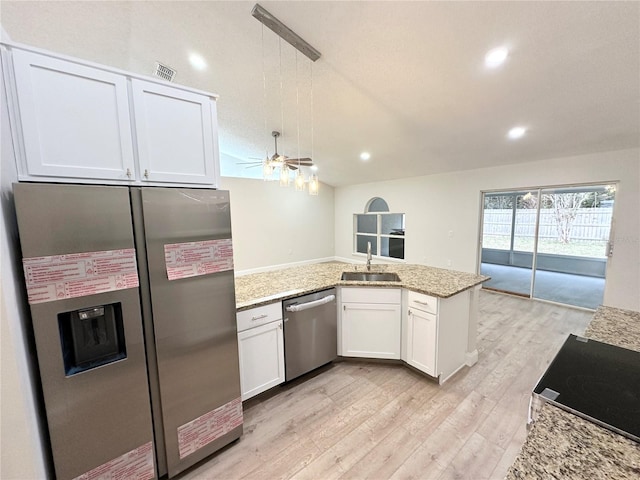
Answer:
252, 3, 322, 194
295, 170, 306, 191
308, 57, 317, 196
279, 164, 290, 186
260, 24, 274, 181
308, 174, 319, 195
294, 50, 306, 191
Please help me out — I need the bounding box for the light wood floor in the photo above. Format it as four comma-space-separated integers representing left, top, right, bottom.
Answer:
179, 291, 593, 480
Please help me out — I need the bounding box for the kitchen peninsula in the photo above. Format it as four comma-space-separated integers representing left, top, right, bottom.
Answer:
506, 306, 640, 479
234, 261, 488, 393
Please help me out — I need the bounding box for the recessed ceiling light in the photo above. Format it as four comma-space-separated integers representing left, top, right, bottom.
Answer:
310, 165, 318, 172
360, 152, 371, 161
485, 47, 509, 68
508, 126, 527, 139
189, 53, 207, 71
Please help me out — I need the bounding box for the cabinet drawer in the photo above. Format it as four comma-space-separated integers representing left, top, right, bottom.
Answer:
408, 291, 438, 314
341, 287, 401, 304
237, 302, 282, 332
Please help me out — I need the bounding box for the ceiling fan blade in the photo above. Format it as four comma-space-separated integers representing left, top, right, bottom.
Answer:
288, 165, 298, 171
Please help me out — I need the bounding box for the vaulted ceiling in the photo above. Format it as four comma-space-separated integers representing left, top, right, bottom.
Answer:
2, 1, 638, 187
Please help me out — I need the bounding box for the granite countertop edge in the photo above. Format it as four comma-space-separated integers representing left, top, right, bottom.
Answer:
235, 263, 489, 311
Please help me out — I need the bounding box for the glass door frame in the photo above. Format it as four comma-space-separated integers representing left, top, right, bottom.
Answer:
477, 181, 618, 307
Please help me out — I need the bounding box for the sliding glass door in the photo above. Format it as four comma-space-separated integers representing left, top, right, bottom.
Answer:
481, 191, 539, 296
480, 184, 615, 309
532, 186, 614, 308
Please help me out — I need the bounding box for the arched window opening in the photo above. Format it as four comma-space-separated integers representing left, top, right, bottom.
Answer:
354, 197, 405, 260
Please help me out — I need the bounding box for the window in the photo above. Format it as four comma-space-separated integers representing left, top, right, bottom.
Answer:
354, 197, 405, 260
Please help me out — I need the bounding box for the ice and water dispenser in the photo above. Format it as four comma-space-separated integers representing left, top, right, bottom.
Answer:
58, 303, 127, 375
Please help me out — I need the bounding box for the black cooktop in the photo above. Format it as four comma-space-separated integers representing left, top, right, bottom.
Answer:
533, 334, 640, 442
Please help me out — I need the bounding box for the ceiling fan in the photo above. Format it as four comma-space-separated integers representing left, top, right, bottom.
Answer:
239, 131, 313, 170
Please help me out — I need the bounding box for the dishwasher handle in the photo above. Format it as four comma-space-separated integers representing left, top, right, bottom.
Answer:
285, 294, 335, 313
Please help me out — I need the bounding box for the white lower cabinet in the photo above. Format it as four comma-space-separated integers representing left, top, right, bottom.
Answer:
340, 288, 401, 360
405, 290, 470, 384
406, 307, 437, 377
237, 303, 285, 401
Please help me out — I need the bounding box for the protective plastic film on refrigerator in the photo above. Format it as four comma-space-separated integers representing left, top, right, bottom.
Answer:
14, 183, 243, 479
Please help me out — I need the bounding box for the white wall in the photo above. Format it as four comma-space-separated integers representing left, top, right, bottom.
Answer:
219, 176, 335, 273
335, 148, 640, 311
0, 52, 48, 478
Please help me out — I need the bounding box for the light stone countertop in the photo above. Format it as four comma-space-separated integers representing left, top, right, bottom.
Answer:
506, 306, 640, 479
234, 262, 488, 311
507, 402, 640, 479
585, 305, 640, 351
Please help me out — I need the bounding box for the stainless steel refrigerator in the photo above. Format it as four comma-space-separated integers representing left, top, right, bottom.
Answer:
13, 183, 243, 479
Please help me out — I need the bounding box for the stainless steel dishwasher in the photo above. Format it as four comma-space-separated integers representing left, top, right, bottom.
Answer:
283, 288, 337, 381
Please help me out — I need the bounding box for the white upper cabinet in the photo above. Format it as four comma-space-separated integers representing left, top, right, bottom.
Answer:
10, 49, 135, 181
3, 43, 220, 187
131, 79, 217, 185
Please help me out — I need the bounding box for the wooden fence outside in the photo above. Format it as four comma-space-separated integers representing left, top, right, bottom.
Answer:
482, 208, 613, 241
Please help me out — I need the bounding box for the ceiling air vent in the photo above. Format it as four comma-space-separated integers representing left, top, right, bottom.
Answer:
153, 62, 176, 82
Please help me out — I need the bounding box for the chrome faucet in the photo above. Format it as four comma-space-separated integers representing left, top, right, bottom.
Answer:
366, 241, 372, 271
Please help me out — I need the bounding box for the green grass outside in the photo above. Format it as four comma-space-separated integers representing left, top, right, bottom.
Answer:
482, 235, 607, 258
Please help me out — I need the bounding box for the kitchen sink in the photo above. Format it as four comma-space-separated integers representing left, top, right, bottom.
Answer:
340, 272, 401, 282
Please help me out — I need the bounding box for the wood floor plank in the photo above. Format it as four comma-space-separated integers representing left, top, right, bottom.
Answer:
242, 436, 321, 480
488, 423, 530, 480
437, 432, 505, 480
340, 426, 423, 480
388, 421, 466, 480
175, 292, 594, 480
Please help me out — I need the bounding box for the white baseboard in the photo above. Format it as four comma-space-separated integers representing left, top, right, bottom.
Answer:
235, 257, 338, 277
333, 256, 360, 265
465, 349, 479, 366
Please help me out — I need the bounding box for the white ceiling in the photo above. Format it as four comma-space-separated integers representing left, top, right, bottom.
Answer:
2, 1, 639, 187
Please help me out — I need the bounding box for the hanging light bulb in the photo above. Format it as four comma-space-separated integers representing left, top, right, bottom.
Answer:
307, 59, 319, 196
279, 164, 290, 187
308, 174, 319, 196
293, 51, 305, 193
295, 170, 305, 191
262, 160, 273, 180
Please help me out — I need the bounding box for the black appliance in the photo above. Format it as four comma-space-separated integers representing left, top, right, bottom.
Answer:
530, 334, 639, 442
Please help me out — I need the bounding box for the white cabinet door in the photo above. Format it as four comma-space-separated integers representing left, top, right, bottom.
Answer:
406, 308, 437, 376
341, 303, 401, 359
237, 320, 285, 401
11, 49, 135, 181
131, 79, 217, 185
